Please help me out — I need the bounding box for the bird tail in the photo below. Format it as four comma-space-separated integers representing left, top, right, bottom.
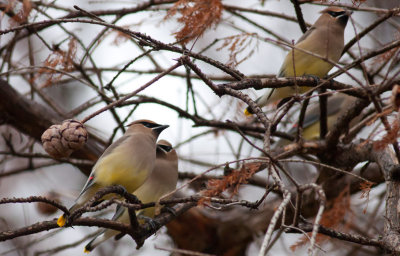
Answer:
57, 214, 67, 227
57, 203, 79, 227
244, 107, 253, 116
243, 91, 275, 116
84, 229, 118, 253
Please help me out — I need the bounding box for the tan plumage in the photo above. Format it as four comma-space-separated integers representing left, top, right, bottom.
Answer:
83, 140, 179, 253
245, 7, 351, 115
297, 94, 357, 140
276, 94, 357, 146
57, 120, 169, 227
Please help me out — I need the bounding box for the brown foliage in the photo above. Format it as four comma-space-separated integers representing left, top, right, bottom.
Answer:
291, 186, 352, 251
15, 0, 31, 24
373, 120, 400, 151
111, 26, 134, 46
360, 181, 374, 214
372, 32, 400, 66
34, 39, 77, 88
217, 33, 258, 68
373, 45, 400, 65
165, 0, 223, 44
1, 0, 32, 24
199, 162, 261, 205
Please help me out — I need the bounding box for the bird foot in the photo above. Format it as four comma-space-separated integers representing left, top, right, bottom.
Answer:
138, 215, 160, 230
304, 74, 320, 84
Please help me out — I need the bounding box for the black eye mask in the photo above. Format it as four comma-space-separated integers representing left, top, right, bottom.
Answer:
140, 121, 159, 128
328, 11, 346, 17
158, 144, 173, 152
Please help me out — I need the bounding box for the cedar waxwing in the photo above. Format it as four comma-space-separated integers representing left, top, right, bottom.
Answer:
245, 7, 351, 115
57, 120, 169, 227
276, 94, 357, 145
83, 140, 179, 253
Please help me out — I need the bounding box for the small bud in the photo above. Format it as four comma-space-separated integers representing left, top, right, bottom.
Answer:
391, 84, 400, 111
41, 119, 88, 158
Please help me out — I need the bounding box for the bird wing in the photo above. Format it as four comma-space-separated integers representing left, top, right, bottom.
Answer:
75, 135, 132, 202
296, 26, 316, 45
99, 134, 132, 159
290, 96, 346, 133
278, 26, 316, 78
112, 205, 126, 221
255, 88, 277, 106
75, 173, 96, 203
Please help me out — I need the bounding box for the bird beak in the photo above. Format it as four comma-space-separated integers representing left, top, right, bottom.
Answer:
152, 124, 169, 134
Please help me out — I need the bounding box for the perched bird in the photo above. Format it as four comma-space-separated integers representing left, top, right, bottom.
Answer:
57, 120, 169, 227
83, 140, 179, 253
245, 7, 352, 115
277, 94, 357, 145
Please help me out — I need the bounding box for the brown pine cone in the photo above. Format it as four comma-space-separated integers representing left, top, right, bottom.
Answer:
41, 119, 88, 158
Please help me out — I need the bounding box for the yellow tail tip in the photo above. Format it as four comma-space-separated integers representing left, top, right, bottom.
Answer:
244, 108, 252, 116
84, 248, 91, 254
57, 215, 66, 227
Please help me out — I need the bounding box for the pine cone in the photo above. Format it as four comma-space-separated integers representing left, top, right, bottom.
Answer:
41, 119, 88, 158
60, 119, 88, 150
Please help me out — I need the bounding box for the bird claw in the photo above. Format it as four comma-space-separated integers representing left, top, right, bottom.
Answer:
138, 215, 160, 230
304, 74, 321, 84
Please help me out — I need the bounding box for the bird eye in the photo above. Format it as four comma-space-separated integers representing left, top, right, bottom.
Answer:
140, 122, 158, 128
328, 11, 345, 17
159, 145, 172, 152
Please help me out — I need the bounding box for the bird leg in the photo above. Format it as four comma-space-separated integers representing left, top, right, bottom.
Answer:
128, 207, 140, 230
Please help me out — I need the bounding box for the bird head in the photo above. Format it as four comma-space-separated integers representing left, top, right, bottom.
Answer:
127, 119, 169, 136
156, 139, 178, 161
320, 7, 352, 27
